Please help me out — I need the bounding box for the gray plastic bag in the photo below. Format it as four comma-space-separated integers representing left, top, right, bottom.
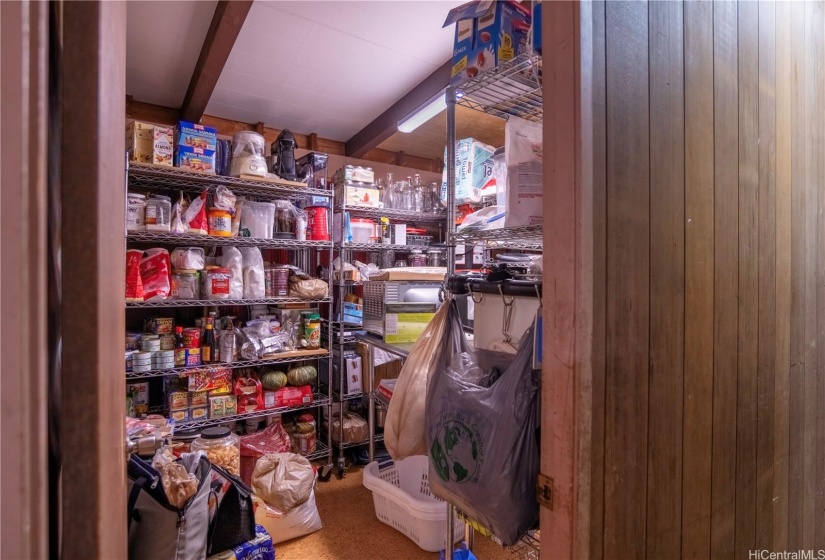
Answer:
426, 301, 539, 546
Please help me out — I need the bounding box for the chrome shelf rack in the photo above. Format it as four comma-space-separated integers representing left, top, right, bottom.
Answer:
127, 231, 332, 250
175, 394, 330, 430
126, 296, 331, 309
126, 352, 330, 380
450, 225, 543, 251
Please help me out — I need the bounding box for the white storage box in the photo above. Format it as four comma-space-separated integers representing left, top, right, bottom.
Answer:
362, 455, 463, 552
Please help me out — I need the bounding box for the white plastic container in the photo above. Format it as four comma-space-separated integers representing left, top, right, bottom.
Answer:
362, 455, 463, 552
241, 201, 276, 238
350, 218, 376, 244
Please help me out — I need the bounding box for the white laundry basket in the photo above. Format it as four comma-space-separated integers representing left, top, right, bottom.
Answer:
363, 455, 464, 552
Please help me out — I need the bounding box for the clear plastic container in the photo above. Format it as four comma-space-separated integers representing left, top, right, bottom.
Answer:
171, 270, 200, 300
145, 195, 172, 232
351, 218, 376, 243
126, 193, 146, 231
205, 267, 231, 300
241, 201, 276, 238
407, 250, 427, 267
190, 426, 240, 475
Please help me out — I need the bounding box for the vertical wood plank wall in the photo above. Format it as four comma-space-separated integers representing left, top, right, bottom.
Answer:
542, 1, 825, 557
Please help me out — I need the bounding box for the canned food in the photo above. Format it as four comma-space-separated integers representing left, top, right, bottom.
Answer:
272, 266, 289, 297
141, 338, 161, 352
182, 328, 201, 348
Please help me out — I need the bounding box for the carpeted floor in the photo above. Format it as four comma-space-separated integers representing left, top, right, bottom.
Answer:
275, 466, 514, 560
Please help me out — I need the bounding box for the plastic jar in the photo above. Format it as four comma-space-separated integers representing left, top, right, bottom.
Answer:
350, 218, 376, 243
190, 426, 240, 475
426, 249, 445, 267
126, 193, 146, 231
241, 201, 276, 238
208, 208, 232, 237
171, 269, 200, 300
145, 195, 172, 232
205, 268, 231, 300
302, 313, 321, 348
407, 249, 427, 267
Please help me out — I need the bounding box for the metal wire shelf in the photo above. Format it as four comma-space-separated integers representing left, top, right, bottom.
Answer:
304, 440, 331, 462
333, 391, 365, 402
501, 531, 540, 559
174, 394, 329, 430
126, 296, 331, 308
340, 242, 430, 252
125, 352, 329, 380
338, 438, 371, 450
339, 205, 447, 223
127, 231, 332, 250
127, 163, 331, 201
456, 53, 542, 122
450, 225, 543, 250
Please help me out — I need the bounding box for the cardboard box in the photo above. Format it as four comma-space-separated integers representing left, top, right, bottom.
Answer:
264, 385, 314, 409
383, 303, 437, 344
336, 184, 380, 208
175, 121, 217, 173
322, 352, 363, 396
152, 126, 174, 166
126, 121, 154, 164
444, 0, 531, 86
175, 144, 216, 174
343, 302, 363, 326
170, 409, 189, 423
210, 395, 237, 419
187, 368, 232, 392
168, 390, 189, 411
190, 406, 209, 421
441, 138, 495, 204
127, 381, 149, 406
190, 390, 209, 408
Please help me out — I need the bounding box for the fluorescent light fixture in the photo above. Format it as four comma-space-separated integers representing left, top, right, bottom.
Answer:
397, 90, 447, 133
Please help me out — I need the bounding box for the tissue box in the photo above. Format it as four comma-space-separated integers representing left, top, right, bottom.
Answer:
441, 138, 496, 204
445, 0, 531, 86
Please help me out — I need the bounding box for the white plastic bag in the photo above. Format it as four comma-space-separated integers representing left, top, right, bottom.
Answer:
251, 453, 314, 513
252, 491, 323, 545
384, 301, 451, 460
240, 247, 265, 299
220, 246, 244, 299
171, 247, 205, 271
504, 117, 543, 227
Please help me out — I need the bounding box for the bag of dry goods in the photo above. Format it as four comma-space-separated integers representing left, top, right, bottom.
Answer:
171, 191, 189, 234
504, 116, 543, 228
240, 247, 265, 299
251, 453, 314, 513
252, 491, 323, 545
329, 412, 368, 445
240, 422, 292, 486
126, 249, 145, 302
139, 248, 171, 301
220, 246, 244, 299
183, 189, 209, 235
288, 277, 329, 299
171, 247, 205, 271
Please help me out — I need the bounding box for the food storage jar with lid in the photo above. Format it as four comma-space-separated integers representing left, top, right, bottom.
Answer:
145, 195, 172, 232
205, 268, 231, 300
171, 270, 200, 300
127, 193, 146, 231
407, 249, 427, 267
273, 200, 296, 237
350, 218, 376, 243
208, 208, 232, 237
190, 426, 240, 475
426, 249, 446, 267
241, 201, 276, 238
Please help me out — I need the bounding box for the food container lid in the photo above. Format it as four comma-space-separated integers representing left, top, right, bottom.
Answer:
175, 269, 199, 275
351, 218, 375, 224
210, 268, 230, 274
128, 193, 146, 199
209, 207, 230, 214
171, 429, 201, 442
427, 249, 443, 254
410, 249, 423, 254
200, 426, 231, 440
149, 195, 171, 202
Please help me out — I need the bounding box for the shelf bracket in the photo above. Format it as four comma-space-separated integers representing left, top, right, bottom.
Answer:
536, 473, 554, 510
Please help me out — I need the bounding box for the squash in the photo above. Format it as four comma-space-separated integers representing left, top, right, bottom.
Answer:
287, 365, 317, 386
261, 370, 288, 391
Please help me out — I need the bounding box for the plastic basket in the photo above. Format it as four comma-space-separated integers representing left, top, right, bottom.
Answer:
363, 455, 464, 552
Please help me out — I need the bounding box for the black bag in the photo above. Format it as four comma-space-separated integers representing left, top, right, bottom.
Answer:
207, 464, 256, 555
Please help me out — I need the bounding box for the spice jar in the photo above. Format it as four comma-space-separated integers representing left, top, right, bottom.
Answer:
190, 426, 240, 475
407, 249, 427, 267
145, 195, 172, 232
126, 193, 146, 231
205, 267, 231, 300
171, 270, 200, 300
208, 208, 232, 237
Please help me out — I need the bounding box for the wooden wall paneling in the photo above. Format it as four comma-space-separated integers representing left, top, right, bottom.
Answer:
815, 0, 825, 549
61, 1, 128, 557
802, 0, 822, 549
788, 0, 806, 549
541, 1, 579, 557
711, 2, 739, 557
735, 2, 760, 556
646, 1, 685, 557
584, 2, 607, 559
603, 1, 650, 557
755, 0, 777, 552
773, 0, 792, 550
681, 2, 715, 557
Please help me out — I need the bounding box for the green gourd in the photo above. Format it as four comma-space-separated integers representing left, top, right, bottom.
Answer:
261, 370, 288, 391
287, 365, 317, 386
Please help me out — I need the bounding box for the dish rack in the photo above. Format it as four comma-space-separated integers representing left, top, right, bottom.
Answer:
363, 455, 464, 552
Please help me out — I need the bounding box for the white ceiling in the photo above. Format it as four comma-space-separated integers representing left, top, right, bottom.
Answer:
126, 0, 462, 141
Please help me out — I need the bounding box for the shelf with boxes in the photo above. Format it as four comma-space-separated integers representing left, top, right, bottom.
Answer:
127, 231, 332, 250
126, 297, 332, 309
174, 393, 330, 431
126, 350, 329, 380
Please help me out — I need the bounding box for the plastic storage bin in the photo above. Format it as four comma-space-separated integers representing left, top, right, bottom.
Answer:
350, 218, 376, 243
362, 455, 463, 552
241, 201, 276, 238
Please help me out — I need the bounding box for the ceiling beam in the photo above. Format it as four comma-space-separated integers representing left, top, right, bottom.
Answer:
180, 0, 253, 123
345, 59, 451, 159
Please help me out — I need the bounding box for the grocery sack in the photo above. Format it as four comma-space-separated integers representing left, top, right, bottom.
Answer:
125, 249, 145, 302
329, 412, 368, 445
252, 491, 323, 545
139, 248, 171, 301
251, 453, 314, 513
504, 116, 543, 227
426, 302, 539, 546
384, 301, 450, 460
240, 422, 292, 486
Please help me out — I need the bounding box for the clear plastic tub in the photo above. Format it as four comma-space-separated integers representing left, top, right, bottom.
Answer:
351, 218, 376, 243
241, 201, 276, 238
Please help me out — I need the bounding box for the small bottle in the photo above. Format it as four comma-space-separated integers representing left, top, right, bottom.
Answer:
202, 318, 214, 363
384, 172, 395, 209
174, 326, 185, 367
221, 318, 236, 364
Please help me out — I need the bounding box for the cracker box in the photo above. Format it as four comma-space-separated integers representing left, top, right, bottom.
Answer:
190, 390, 209, 408
168, 390, 189, 411
144, 317, 175, 335
175, 121, 217, 173
264, 385, 314, 409
188, 368, 232, 392
441, 138, 496, 204
190, 406, 209, 421
153, 126, 174, 166
444, 0, 531, 86
126, 121, 154, 164
170, 409, 189, 423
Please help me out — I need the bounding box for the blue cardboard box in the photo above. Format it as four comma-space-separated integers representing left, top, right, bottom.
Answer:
532, 1, 542, 54
444, 0, 531, 86
175, 121, 218, 173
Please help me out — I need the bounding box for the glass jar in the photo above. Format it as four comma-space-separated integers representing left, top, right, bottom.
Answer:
190, 427, 240, 475
427, 181, 443, 214
274, 200, 296, 235
126, 193, 146, 231
426, 249, 446, 267
145, 195, 172, 232
171, 270, 200, 300
407, 249, 427, 267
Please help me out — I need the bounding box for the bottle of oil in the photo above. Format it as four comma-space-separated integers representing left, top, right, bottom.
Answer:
202, 318, 214, 363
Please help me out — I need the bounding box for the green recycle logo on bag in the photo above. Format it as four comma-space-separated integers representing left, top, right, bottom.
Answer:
431, 418, 483, 483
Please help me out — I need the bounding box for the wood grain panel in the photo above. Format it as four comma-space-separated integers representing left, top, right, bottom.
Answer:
603, 2, 650, 557
788, 0, 807, 549
646, 2, 685, 557
802, 1, 821, 549
735, 2, 760, 557
682, 2, 715, 556
756, 0, 777, 552
773, 1, 792, 550
814, 2, 825, 549
711, 2, 740, 558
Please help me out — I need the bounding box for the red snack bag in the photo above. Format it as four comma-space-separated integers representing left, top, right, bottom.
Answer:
125, 249, 145, 302
234, 371, 264, 413
140, 248, 172, 301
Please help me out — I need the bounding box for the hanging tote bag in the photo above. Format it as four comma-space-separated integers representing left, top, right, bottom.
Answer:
127, 454, 212, 560
425, 301, 540, 546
